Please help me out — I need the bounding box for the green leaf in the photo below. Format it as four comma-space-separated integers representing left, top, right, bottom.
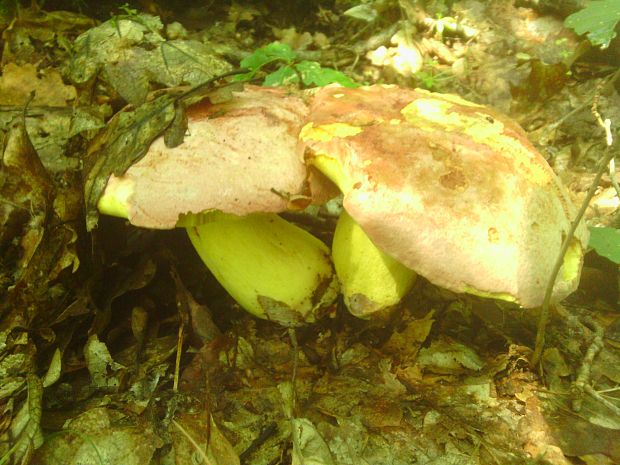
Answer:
588, 226, 620, 263
237, 42, 296, 80
565, 0, 620, 48
295, 61, 358, 88
343, 4, 378, 22
263, 65, 299, 86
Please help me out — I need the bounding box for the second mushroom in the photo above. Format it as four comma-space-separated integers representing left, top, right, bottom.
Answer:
98, 86, 339, 327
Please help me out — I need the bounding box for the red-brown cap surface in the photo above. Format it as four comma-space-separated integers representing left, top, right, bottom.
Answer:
99, 86, 309, 229
300, 84, 588, 308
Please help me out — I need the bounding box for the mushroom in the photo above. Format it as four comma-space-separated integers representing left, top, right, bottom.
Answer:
331, 209, 416, 318
300, 84, 588, 310
98, 86, 339, 326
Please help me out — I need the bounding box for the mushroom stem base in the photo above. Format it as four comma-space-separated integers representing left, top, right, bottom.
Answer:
186, 212, 339, 326
332, 211, 417, 318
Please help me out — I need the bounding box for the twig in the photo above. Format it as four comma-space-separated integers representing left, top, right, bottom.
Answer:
584, 385, 620, 416
571, 316, 605, 412
173, 322, 184, 391
172, 419, 213, 465
288, 328, 299, 416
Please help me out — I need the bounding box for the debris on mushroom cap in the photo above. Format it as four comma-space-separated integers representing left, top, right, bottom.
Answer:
300, 84, 589, 308
98, 86, 310, 229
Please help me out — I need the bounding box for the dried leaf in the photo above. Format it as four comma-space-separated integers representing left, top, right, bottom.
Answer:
83, 93, 177, 230
1, 116, 53, 281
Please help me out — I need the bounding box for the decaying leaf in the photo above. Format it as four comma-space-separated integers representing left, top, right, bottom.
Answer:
82, 93, 177, 230
67, 13, 231, 104
0, 63, 76, 106
291, 418, 335, 465
1, 116, 53, 281
172, 414, 240, 465
33, 407, 162, 465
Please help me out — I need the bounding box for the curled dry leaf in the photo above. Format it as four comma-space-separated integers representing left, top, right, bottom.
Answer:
1, 117, 53, 280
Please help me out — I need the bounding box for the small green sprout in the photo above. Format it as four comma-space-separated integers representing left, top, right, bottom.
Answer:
235, 42, 358, 88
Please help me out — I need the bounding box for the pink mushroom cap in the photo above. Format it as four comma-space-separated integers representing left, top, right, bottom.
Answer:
301, 84, 588, 308
99, 86, 310, 229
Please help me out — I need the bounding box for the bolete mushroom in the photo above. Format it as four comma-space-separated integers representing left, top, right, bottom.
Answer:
98, 86, 339, 326
301, 84, 588, 310
331, 209, 417, 318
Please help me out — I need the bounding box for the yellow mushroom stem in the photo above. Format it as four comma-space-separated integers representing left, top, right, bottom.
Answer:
183, 211, 339, 326
98, 180, 339, 326
332, 210, 416, 318
303, 150, 417, 318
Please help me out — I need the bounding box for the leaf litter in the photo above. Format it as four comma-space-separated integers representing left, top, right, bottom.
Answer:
1, 2, 620, 465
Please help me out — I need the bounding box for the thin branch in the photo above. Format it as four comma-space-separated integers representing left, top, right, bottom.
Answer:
571, 316, 605, 412
172, 419, 213, 465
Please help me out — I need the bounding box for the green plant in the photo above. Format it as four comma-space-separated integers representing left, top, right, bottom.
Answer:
235, 42, 358, 88
565, 0, 620, 48
116, 2, 139, 16
588, 226, 620, 263
413, 59, 452, 91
